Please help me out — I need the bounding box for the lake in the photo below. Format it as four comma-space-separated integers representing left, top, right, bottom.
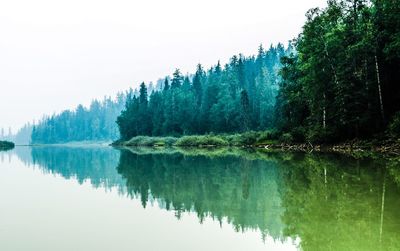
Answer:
0, 146, 399, 251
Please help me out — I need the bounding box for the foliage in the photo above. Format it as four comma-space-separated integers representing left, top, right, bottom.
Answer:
174, 135, 229, 146
275, 0, 400, 143
0, 140, 15, 150
280, 133, 293, 143
31, 94, 126, 144
306, 126, 335, 144
226, 131, 259, 146
117, 45, 285, 140
124, 136, 178, 146
117, 130, 284, 147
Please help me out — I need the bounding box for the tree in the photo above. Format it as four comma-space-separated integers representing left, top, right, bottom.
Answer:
163, 78, 170, 91
171, 69, 183, 89
240, 90, 251, 131
192, 64, 204, 105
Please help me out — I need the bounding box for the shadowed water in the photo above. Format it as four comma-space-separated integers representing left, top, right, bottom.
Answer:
1, 146, 399, 251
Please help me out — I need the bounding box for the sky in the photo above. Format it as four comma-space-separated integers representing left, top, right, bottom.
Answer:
0, 0, 326, 132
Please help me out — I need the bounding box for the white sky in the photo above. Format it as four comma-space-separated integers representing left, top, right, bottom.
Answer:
0, 0, 326, 132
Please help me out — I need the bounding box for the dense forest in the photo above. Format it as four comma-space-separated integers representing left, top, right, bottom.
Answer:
117, 44, 288, 140
30, 95, 126, 144
117, 0, 400, 143
275, 0, 400, 142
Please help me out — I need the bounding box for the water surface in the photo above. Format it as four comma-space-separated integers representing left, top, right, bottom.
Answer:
0, 146, 399, 251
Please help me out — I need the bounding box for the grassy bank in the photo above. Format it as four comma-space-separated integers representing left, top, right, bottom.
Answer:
113, 131, 400, 156
0, 141, 15, 151
112, 131, 279, 148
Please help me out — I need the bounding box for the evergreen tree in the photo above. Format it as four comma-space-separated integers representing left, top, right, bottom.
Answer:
117, 45, 285, 139
240, 90, 251, 131
32, 94, 126, 143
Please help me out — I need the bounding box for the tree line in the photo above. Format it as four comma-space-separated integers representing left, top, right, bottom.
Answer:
275, 0, 400, 142
31, 95, 126, 144
0, 124, 32, 145
117, 45, 287, 140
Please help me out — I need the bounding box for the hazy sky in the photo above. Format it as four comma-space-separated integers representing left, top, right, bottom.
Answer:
0, 0, 326, 132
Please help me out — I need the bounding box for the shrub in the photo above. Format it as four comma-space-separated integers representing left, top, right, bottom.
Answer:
163, 137, 179, 146
239, 131, 259, 146
280, 133, 293, 143
257, 130, 280, 143
174, 135, 228, 146
125, 136, 178, 146
224, 134, 241, 146
200, 136, 229, 146
174, 136, 200, 146
0, 141, 15, 150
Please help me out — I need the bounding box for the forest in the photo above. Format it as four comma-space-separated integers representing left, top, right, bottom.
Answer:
30, 95, 126, 144
116, 44, 287, 140
117, 0, 400, 144
275, 0, 400, 142
20, 0, 400, 145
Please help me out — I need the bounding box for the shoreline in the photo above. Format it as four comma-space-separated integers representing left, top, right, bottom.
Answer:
256, 141, 400, 157
113, 135, 400, 157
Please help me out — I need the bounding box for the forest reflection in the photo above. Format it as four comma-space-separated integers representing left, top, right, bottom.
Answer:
9, 146, 400, 251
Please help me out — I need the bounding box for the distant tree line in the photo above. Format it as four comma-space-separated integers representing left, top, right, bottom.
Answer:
117, 45, 288, 140
0, 125, 32, 145
31, 95, 126, 144
275, 0, 400, 142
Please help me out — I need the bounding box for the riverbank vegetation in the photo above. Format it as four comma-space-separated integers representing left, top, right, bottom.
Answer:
113, 131, 279, 147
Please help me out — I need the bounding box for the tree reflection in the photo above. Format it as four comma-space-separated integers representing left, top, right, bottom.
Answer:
277, 153, 400, 251
10, 146, 400, 250
117, 149, 400, 250
116, 148, 285, 240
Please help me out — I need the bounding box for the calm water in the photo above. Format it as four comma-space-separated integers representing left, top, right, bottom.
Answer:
0, 146, 399, 251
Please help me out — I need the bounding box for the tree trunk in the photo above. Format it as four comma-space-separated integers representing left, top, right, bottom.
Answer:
323, 93, 327, 129
364, 58, 371, 110
375, 55, 385, 123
